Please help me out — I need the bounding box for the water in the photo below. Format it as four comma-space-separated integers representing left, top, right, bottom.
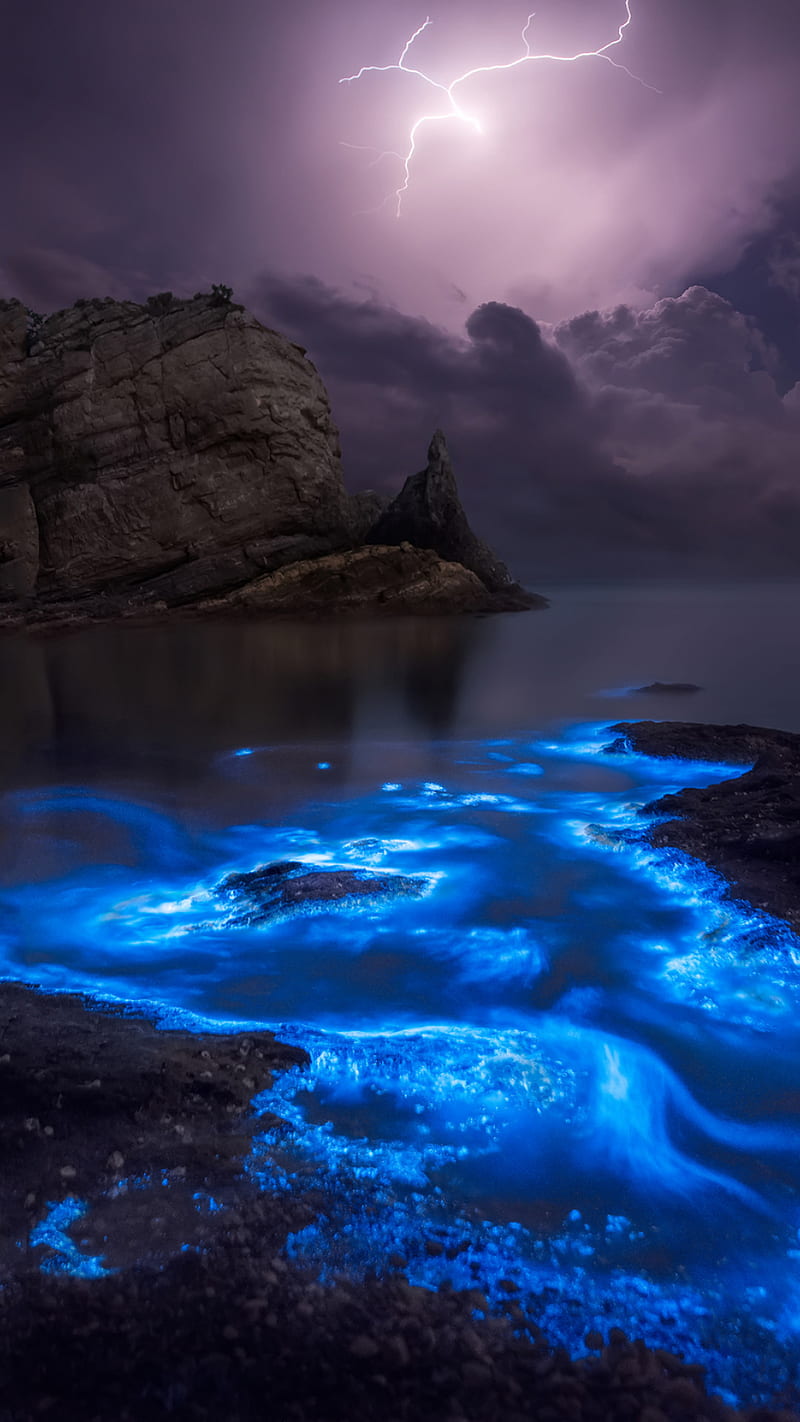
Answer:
2, 583, 800, 1404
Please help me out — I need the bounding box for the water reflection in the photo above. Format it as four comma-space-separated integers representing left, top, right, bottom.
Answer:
0, 617, 486, 786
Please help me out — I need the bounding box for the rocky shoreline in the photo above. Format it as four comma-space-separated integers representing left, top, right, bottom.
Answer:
1, 721, 800, 1417
606, 720, 800, 931
0, 981, 310, 1279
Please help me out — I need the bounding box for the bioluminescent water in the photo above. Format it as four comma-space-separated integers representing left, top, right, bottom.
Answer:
2, 586, 800, 1404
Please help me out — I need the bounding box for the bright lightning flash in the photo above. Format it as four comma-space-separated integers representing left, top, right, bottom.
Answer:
339, 2, 659, 215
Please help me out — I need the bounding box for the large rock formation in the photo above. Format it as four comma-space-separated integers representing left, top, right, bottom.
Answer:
0, 293, 348, 605
0, 293, 543, 623
366, 429, 530, 603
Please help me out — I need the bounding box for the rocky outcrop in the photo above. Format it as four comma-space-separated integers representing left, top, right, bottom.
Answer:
198, 542, 517, 617
606, 720, 800, 930
366, 430, 533, 606
0, 293, 348, 604
0, 294, 544, 623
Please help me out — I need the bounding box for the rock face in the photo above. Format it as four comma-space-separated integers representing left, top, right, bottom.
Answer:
344, 489, 389, 546
0, 294, 544, 622
606, 720, 800, 931
367, 430, 534, 606
201, 542, 513, 617
0, 293, 348, 604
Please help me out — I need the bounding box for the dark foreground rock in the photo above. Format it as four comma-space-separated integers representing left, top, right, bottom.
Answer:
606, 721, 800, 930
0, 295, 545, 623
0, 980, 308, 1277
1, 1236, 795, 1422
216, 860, 427, 926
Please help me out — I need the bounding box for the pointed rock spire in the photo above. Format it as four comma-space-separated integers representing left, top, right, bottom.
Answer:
367, 430, 534, 602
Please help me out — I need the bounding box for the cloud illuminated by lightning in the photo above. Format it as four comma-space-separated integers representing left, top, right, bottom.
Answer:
340, 2, 659, 215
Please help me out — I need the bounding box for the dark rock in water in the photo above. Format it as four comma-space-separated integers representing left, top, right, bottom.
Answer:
366, 430, 543, 609
606, 720, 800, 931
216, 859, 427, 926
631, 682, 702, 695
605, 720, 798, 765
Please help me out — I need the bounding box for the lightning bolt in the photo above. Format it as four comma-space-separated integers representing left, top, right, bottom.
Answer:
340, 2, 659, 215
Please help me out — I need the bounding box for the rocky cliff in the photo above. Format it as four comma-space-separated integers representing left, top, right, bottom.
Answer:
0, 292, 543, 623
367, 429, 523, 598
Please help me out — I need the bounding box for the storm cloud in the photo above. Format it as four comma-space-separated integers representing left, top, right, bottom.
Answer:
3, 0, 800, 577
3, 0, 800, 328
254, 273, 800, 578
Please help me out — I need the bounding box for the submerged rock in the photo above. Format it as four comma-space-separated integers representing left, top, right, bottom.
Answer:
216, 859, 428, 926
631, 682, 702, 695
606, 719, 800, 930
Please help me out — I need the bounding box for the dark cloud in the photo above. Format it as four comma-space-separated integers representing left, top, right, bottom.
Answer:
767, 234, 800, 303
694, 186, 800, 395
3, 0, 800, 331
252, 273, 800, 579
1, 248, 140, 313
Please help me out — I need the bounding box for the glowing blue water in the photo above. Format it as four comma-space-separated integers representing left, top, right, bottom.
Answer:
2, 707, 800, 1402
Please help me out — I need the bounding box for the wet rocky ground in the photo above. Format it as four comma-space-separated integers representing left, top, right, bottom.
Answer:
0, 982, 308, 1277
607, 721, 800, 931
5, 1228, 794, 1422
2, 722, 800, 1418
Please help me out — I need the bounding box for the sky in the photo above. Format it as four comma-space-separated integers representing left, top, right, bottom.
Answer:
3, 0, 800, 577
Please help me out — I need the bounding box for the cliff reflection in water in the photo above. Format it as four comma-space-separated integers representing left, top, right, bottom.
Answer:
0, 616, 485, 786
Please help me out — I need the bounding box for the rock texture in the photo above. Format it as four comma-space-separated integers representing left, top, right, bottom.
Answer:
3, 1256, 788, 1422
367, 429, 538, 608
0, 293, 348, 604
198, 542, 513, 617
606, 720, 800, 930
0, 294, 544, 622
215, 860, 427, 927
344, 488, 389, 545
0, 979, 308, 1277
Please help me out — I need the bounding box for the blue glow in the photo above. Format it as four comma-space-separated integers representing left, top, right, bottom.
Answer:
3, 724, 800, 1404
29, 1199, 111, 1278
317, 762, 331, 770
